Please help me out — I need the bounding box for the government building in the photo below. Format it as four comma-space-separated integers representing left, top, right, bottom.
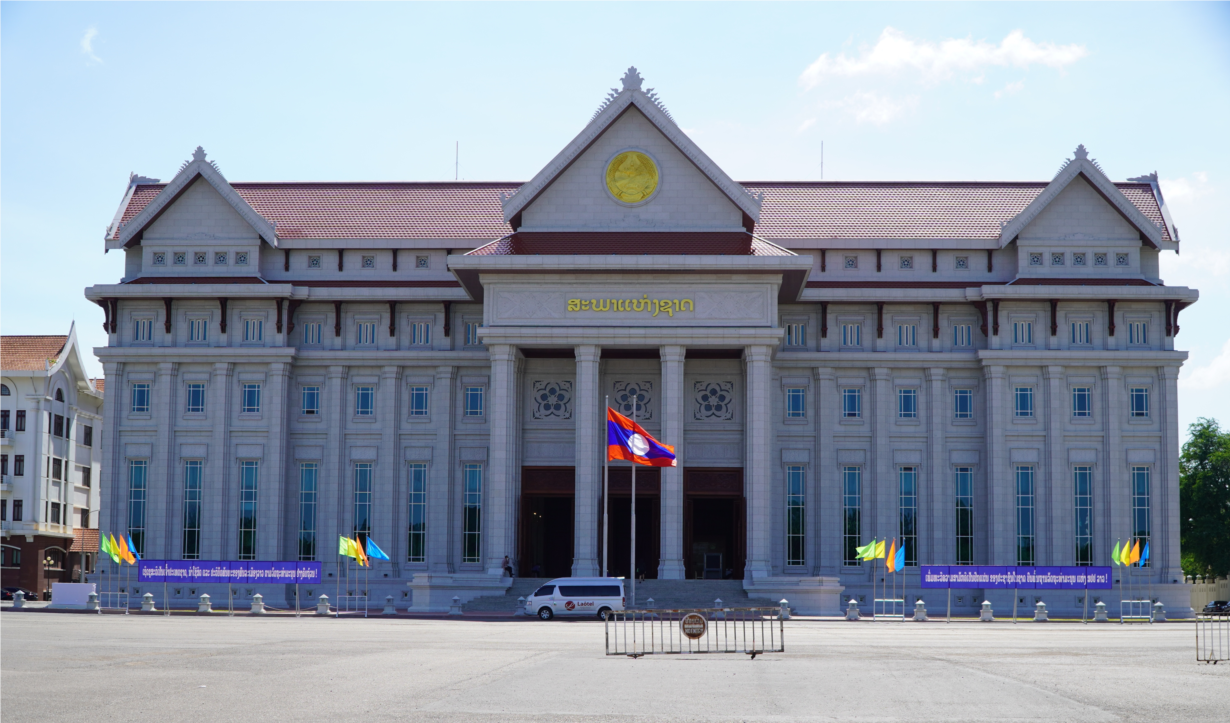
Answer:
85, 69, 1197, 615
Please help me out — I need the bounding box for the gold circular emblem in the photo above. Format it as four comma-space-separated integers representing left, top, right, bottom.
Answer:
605, 151, 659, 204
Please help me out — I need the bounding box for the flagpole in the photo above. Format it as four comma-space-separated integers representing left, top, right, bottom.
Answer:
630, 399, 637, 609
336, 543, 341, 619
603, 396, 609, 579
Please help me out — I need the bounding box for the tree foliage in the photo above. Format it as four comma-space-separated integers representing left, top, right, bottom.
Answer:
1180, 418, 1230, 578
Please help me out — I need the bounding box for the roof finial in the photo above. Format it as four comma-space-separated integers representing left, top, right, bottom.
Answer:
192, 146, 207, 162
621, 66, 644, 92
1073, 144, 1089, 160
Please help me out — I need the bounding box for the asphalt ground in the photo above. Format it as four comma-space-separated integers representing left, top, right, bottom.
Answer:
2, 611, 1226, 722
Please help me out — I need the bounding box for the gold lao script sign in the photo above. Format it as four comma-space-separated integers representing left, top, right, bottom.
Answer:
567, 296, 693, 317
680, 612, 707, 640
606, 151, 659, 203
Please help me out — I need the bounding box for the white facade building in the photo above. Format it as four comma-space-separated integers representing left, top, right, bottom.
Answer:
85, 70, 1197, 614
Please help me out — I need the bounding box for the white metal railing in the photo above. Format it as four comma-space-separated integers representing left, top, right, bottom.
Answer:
605, 607, 784, 657
1196, 613, 1230, 663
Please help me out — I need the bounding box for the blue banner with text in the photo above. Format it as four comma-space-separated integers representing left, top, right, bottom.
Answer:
919, 565, 1112, 590
138, 560, 321, 585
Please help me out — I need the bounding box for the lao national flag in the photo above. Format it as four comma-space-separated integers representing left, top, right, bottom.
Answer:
607, 408, 676, 467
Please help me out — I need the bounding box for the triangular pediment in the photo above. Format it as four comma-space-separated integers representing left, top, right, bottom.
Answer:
502, 68, 761, 233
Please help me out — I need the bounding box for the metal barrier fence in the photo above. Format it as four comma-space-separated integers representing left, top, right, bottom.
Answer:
1196, 614, 1229, 664
336, 594, 369, 617
1120, 599, 1153, 623
605, 607, 784, 658
99, 592, 129, 611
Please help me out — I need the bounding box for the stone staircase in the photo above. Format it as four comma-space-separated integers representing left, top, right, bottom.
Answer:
460, 578, 779, 613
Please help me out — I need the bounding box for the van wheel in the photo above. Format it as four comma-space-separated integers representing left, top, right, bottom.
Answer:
597, 607, 612, 620
538, 607, 554, 620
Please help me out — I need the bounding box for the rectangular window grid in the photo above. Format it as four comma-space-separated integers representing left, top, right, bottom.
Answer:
1072, 387, 1092, 418
241, 383, 261, 414
244, 318, 263, 343
785, 323, 806, 347
1074, 465, 1093, 566
1013, 321, 1033, 345
955, 467, 973, 565
900, 466, 917, 566
954, 389, 973, 420
186, 382, 206, 414
785, 388, 806, 419
407, 463, 427, 563
128, 460, 148, 556
134, 318, 153, 342
353, 463, 372, 541
786, 465, 805, 566
898, 388, 918, 419
953, 324, 972, 347
1131, 466, 1151, 566
462, 464, 483, 563
408, 386, 429, 417
464, 387, 484, 417
1014, 386, 1034, 418
1071, 321, 1091, 345
301, 385, 320, 415
131, 382, 151, 413
188, 318, 208, 343
410, 322, 431, 346
355, 385, 376, 416
1015, 466, 1035, 565
1129, 321, 1148, 345
357, 321, 377, 346
182, 460, 203, 559
897, 323, 917, 347
299, 463, 318, 561
303, 322, 322, 346
464, 322, 482, 346
1130, 387, 1150, 418
238, 460, 259, 560
841, 323, 861, 347
842, 388, 862, 419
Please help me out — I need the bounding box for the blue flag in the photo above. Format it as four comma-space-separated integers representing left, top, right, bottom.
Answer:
126, 534, 142, 562
893, 541, 905, 572
365, 538, 391, 562
1141, 541, 1150, 563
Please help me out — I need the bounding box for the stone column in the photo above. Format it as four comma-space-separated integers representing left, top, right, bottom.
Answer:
1044, 365, 1065, 566
572, 345, 601, 577
814, 367, 839, 575
926, 367, 947, 567
983, 364, 1007, 565
428, 366, 456, 573
100, 362, 124, 536
150, 362, 177, 559
486, 345, 519, 577
206, 362, 232, 560
321, 365, 347, 576
375, 365, 401, 562
657, 345, 686, 579
1158, 366, 1181, 583
743, 345, 773, 580
871, 368, 892, 545
260, 361, 289, 562
1102, 366, 1124, 571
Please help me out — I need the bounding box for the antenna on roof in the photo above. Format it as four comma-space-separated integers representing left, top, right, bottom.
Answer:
821, 141, 824, 181
455, 141, 459, 181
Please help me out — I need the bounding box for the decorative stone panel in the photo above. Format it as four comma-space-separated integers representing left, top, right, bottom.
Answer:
694, 381, 734, 421
532, 380, 573, 419
612, 381, 652, 420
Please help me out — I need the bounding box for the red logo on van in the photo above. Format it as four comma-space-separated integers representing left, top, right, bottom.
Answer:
564, 601, 576, 611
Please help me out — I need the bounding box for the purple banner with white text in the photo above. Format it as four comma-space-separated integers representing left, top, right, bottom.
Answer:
920, 565, 1112, 590
138, 561, 321, 585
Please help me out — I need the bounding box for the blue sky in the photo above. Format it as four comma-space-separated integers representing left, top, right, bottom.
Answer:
2, 2, 1228, 437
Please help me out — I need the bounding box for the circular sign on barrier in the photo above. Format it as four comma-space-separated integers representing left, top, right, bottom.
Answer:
680, 613, 707, 640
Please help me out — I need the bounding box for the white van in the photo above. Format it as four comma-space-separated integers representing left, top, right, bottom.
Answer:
525, 577, 625, 620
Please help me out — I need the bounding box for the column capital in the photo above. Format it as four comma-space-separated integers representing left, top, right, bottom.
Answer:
575, 344, 601, 363
1100, 365, 1122, 380
812, 366, 835, 381
925, 367, 946, 382
742, 345, 773, 364
156, 362, 178, 376
488, 343, 517, 363
1158, 365, 1181, 382
659, 344, 685, 363
380, 365, 400, 380
983, 364, 1005, 380
103, 361, 124, 376
212, 362, 233, 375
871, 367, 892, 381
1043, 365, 1065, 379
434, 364, 457, 381
269, 361, 291, 377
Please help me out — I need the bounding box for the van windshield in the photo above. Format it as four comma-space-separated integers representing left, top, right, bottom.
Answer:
533, 585, 555, 597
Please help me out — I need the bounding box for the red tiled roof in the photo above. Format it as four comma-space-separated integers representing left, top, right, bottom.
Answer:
114, 180, 1169, 242
466, 232, 794, 256
91, 378, 105, 392
70, 529, 100, 553
1, 336, 68, 371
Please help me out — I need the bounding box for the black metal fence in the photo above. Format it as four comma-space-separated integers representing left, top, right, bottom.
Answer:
1196, 613, 1229, 664
605, 607, 784, 657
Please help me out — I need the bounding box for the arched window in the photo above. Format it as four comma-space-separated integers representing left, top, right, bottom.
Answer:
55, 389, 64, 402
0, 384, 9, 396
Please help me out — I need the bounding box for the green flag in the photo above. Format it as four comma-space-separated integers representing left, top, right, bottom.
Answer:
1110, 540, 1121, 567
854, 541, 873, 559
861, 540, 880, 561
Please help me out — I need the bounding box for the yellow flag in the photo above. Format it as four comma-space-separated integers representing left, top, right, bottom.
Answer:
1129, 540, 1141, 565
875, 540, 886, 559
1120, 539, 1133, 566
339, 536, 355, 558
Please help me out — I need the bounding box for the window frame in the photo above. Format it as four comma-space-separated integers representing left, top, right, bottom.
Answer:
237, 460, 259, 561
240, 382, 262, 415
182, 460, 203, 560
1015, 465, 1035, 566
128, 459, 148, 557
407, 385, 430, 418
355, 384, 376, 417
842, 466, 862, 566
1130, 466, 1151, 567
130, 382, 152, 414
1072, 386, 1093, 419
953, 388, 974, 420
407, 462, 428, 563
301, 385, 321, 416
353, 462, 373, 541
841, 387, 862, 420
185, 381, 207, 415
463, 386, 485, 418
954, 466, 974, 565
1074, 465, 1093, 566
899, 466, 918, 567
897, 388, 918, 419
298, 461, 318, 561
785, 464, 806, 567
784, 387, 807, 420
1129, 386, 1150, 419
462, 463, 483, 564
1013, 386, 1035, 418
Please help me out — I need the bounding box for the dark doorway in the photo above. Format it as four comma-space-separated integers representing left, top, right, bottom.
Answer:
683, 468, 745, 579
520, 467, 574, 579
601, 467, 660, 580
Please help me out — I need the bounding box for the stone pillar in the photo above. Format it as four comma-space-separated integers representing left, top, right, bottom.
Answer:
814, 367, 839, 575
100, 362, 124, 537
428, 366, 456, 573
375, 365, 401, 562
261, 361, 290, 562
871, 368, 892, 546
1044, 365, 1065, 566
1158, 365, 1181, 582
572, 345, 601, 577
743, 345, 773, 580
657, 345, 686, 579
150, 362, 177, 559
207, 362, 233, 561
983, 365, 1007, 565
322, 365, 347, 576
926, 368, 946, 567
1102, 366, 1124, 572
486, 345, 520, 577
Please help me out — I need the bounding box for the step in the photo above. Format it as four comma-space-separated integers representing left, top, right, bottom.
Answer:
461, 578, 780, 613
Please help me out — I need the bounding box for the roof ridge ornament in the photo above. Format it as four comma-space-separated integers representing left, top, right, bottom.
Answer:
128, 172, 160, 187
621, 66, 644, 91
1127, 171, 1159, 184
1053, 143, 1104, 179
179, 145, 223, 176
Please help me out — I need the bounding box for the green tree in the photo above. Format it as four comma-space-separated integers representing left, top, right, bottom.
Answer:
1180, 418, 1230, 578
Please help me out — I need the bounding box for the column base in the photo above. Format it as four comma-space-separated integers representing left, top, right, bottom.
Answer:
571, 558, 600, 577
657, 559, 686, 580
407, 572, 510, 613
743, 576, 845, 616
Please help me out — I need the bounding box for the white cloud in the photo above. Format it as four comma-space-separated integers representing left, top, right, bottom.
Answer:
1160, 171, 1211, 204
80, 27, 102, 64
994, 80, 1025, 99
799, 28, 1087, 89
797, 117, 817, 133
1180, 337, 1230, 391
828, 92, 917, 126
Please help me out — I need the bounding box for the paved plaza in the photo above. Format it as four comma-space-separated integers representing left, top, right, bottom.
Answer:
2, 612, 1226, 722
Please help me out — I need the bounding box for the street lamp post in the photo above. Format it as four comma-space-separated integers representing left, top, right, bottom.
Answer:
44, 555, 55, 601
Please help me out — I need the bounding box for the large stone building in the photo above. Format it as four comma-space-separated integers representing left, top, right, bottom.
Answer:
85, 69, 1197, 614
1, 326, 104, 597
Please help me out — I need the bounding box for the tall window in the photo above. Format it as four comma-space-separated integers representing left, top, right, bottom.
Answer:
15, 410, 25, 431
786, 465, 805, 566
409, 322, 431, 346
408, 386, 429, 417
53, 414, 64, 437
898, 388, 918, 419
238, 460, 259, 560
12, 500, 22, 521
785, 323, 806, 347
785, 388, 806, 419
83, 424, 93, 447
302, 385, 320, 415
1013, 386, 1034, 417
953, 324, 972, 347
244, 318, 263, 342
13, 455, 24, 476
465, 322, 482, 346
1013, 320, 1033, 345
128, 460, 148, 556
0, 410, 8, 430
241, 383, 261, 414
954, 389, 973, 420
353, 463, 373, 542
897, 323, 917, 347
1015, 465, 1035, 565
1128, 321, 1148, 345
182, 460, 203, 559
188, 318, 208, 343
841, 469, 861, 565
899, 466, 918, 566
1129, 387, 1150, 418
842, 388, 862, 419
462, 464, 483, 563
355, 385, 375, 416
134, 318, 153, 342
1072, 386, 1092, 418
302, 322, 322, 346
464, 387, 484, 417
407, 463, 427, 563
186, 382, 206, 414
1074, 466, 1093, 565
131, 382, 151, 413
357, 321, 377, 346
1131, 466, 1151, 566
841, 323, 861, 347
955, 467, 973, 565
1070, 321, 1091, 345
299, 463, 318, 560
